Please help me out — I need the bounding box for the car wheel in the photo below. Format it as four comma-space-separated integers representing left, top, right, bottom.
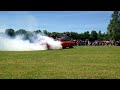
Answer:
63, 46, 66, 49
47, 45, 50, 50
69, 45, 73, 48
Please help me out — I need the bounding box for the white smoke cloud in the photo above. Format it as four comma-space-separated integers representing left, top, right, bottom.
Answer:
37, 35, 62, 50
0, 11, 62, 51
0, 33, 62, 51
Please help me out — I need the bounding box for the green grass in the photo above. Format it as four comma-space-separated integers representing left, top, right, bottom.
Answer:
0, 46, 120, 79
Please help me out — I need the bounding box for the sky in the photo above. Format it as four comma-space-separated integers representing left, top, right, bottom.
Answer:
0, 11, 112, 33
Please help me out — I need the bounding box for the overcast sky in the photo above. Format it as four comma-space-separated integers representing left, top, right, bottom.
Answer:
0, 11, 112, 33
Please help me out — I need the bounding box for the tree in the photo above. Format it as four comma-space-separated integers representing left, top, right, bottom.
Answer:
69, 32, 79, 40
98, 30, 102, 40
34, 30, 42, 34
107, 11, 120, 41
90, 30, 98, 41
43, 30, 48, 35
83, 31, 90, 40
102, 32, 109, 40
15, 29, 27, 35
5, 28, 15, 37
79, 33, 84, 40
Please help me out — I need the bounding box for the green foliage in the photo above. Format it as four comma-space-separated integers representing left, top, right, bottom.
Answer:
43, 30, 48, 35
3, 28, 110, 41
79, 33, 84, 40
90, 30, 98, 41
5, 28, 15, 37
34, 30, 42, 34
3, 23, 115, 41
15, 29, 33, 40
15, 29, 27, 35
107, 11, 120, 41
98, 30, 102, 40
84, 31, 90, 40
69, 32, 79, 39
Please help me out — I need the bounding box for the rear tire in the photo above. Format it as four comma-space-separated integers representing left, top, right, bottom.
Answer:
69, 45, 73, 48
47, 45, 50, 50
62, 46, 66, 49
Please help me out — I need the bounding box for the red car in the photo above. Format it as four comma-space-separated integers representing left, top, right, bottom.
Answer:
40, 36, 75, 49
57, 38, 75, 49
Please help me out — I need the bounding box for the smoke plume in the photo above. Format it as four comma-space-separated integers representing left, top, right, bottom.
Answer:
0, 33, 62, 51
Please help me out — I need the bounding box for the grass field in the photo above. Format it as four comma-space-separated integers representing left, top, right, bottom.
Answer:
0, 46, 120, 79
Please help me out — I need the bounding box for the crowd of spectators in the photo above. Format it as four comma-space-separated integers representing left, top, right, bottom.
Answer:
75, 40, 120, 46
47, 33, 120, 46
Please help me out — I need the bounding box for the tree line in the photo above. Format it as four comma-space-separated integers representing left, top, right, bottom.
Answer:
1, 11, 120, 42
3, 28, 108, 41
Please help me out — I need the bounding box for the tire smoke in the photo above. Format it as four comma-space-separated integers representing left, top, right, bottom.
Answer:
0, 33, 62, 51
